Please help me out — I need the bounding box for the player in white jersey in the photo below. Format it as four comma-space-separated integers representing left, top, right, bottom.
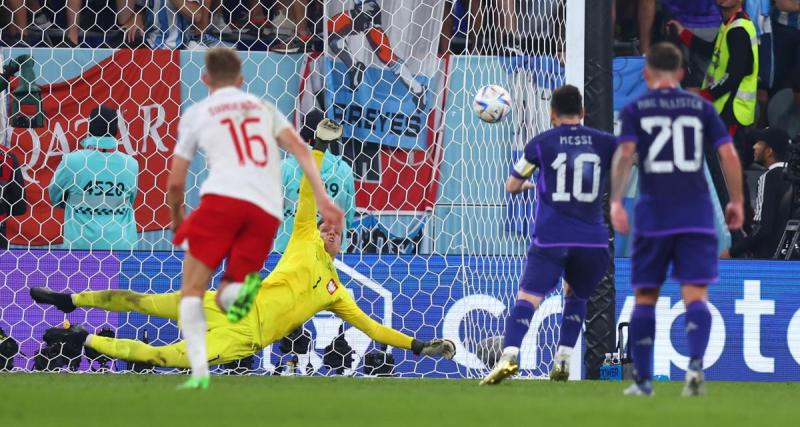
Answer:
167, 48, 344, 390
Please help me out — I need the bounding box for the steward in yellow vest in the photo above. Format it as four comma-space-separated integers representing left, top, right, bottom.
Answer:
673, 4, 758, 132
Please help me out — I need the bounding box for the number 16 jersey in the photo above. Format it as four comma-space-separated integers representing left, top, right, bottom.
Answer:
617, 88, 732, 236
174, 86, 292, 220
511, 124, 617, 247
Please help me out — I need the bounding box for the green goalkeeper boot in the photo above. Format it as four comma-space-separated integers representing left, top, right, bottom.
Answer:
176, 375, 210, 391
226, 273, 262, 323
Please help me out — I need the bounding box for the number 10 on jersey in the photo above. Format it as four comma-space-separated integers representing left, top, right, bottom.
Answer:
551, 152, 601, 203
220, 117, 269, 167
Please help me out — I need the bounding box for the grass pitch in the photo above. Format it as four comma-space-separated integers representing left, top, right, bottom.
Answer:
1, 374, 798, 427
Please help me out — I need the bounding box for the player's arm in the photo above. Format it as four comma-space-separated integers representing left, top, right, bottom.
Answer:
505, 140, 539, 194
329, 295, 455, 359
610, 142, 636, 234
610, 142, 636, 203
277, 127, 344, 231
610, 106, 639, 234
291, 149, 325, 240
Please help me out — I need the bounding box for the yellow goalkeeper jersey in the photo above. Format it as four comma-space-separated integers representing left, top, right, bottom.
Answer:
253, 150, 413, 350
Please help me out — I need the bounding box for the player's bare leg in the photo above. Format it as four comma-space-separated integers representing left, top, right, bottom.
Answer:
623, 287, 658, 397
680, 284, 710, 397
177, 252, 214, 390
481, 291, 541, 385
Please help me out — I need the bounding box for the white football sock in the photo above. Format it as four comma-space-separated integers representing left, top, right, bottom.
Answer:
84, 334, 93, 346
501, 346, 520, 359
556, 345, 573, 362
218, 283, 243, 311
180, 296, 209, 378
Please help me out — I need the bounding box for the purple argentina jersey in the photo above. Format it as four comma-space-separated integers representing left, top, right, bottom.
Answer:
618, 88, 732, 236
511, 125, 616, 247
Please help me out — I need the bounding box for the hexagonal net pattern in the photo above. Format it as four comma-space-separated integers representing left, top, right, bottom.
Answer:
0, 0, 577, 378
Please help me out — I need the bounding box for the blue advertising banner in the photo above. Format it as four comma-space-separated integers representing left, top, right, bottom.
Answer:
2, 251, 799, 380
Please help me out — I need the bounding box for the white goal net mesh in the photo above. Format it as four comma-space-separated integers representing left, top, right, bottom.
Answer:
0, 0, 578, 378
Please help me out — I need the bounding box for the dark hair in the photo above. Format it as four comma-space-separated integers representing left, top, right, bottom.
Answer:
550, 85, 583, 117
88, 105, 118, 137
646, 42, 683, 72
204, 48, 242, 85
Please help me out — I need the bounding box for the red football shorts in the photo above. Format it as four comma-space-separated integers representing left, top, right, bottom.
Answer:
173, 194, 280, 282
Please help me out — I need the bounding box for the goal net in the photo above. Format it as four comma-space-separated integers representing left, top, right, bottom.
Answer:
0, 0, 582, 378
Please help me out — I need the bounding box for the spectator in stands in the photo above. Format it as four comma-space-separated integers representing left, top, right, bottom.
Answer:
3, 0, 82, 45
276, 112, 355, 253
270, 0, 314, 52
232, 0, 271, 32
727, 129, 793, 258
115, 0, 230, 49
640, 0, 720, 89
116, 0, 146, 45
770, 1, 800, 94
49, 106, 139, 250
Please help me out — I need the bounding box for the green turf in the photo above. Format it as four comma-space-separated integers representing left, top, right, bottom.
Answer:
1, 373, 797, 427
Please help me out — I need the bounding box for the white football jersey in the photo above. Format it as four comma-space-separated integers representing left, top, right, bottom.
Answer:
174, 87, 291, 219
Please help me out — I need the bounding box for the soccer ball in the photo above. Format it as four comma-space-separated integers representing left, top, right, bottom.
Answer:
473, 85, 512, 123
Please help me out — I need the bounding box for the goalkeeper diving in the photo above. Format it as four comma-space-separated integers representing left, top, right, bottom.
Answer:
31, 120, 455, 373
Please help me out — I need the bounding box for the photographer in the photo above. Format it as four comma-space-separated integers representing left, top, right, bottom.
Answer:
49, 105, 139, 250
727, 129, 793, 258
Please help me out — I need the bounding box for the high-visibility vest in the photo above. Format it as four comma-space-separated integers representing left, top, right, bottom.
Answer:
703, 13, 758, 126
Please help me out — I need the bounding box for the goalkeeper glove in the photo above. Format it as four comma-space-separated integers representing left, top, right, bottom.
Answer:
313, 118, 343, 152
411, 338, 456, 360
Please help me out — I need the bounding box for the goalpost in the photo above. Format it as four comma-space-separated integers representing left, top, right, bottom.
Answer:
0, 0, 589, 378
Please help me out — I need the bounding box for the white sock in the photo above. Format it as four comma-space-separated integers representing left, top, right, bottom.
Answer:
556, 345, 573, 361
501, 346, 520, 359
180, 296, 209, 378
84, 334, 93, 346
218, 283, 242, 311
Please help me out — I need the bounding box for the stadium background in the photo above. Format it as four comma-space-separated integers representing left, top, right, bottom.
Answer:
1, 0, 799, 384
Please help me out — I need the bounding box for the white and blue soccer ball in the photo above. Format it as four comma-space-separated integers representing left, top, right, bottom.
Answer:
473, 84, 512, 123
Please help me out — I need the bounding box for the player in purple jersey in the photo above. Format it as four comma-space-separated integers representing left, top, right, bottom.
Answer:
611, 43, 744, 397
481, 85, 617, 386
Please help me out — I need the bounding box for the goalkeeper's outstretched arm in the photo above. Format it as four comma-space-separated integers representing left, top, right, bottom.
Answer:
329, 295, 455, 359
